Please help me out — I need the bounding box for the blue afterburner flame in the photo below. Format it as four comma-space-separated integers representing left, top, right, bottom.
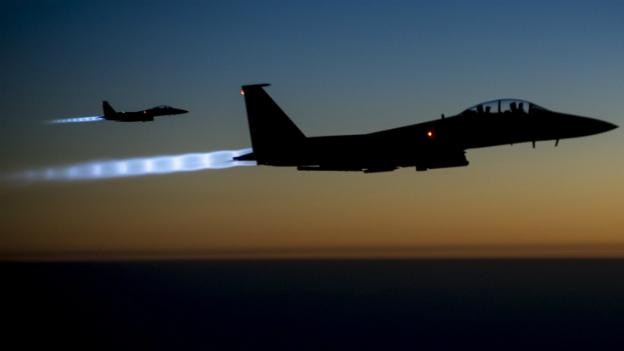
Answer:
15, 148, 255, 182
48, 116, 105, 124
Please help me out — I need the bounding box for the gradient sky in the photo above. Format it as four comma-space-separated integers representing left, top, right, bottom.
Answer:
1, 0, 623, 259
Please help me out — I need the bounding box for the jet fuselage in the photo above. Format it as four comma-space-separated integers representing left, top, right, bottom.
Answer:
236, 85, 617, 172
102, 101, 188, 122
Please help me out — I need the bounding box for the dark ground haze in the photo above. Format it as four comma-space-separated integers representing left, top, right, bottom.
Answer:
4, 259, 624, 350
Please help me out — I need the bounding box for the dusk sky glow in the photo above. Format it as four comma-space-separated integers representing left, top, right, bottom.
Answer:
1, 0, 623, 260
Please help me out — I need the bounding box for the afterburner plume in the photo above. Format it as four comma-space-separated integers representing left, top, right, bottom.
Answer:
48, 116, 105, 124
13, 148, 255, 182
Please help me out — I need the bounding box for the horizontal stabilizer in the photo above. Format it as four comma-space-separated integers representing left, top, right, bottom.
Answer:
233, 152, 256, 161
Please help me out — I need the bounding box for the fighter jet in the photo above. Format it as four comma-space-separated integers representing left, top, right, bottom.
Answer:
235, 84, 617, 172
102, 101, 188, 122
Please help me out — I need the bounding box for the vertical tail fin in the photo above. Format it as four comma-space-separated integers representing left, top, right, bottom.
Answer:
240, 84, 306, 163
102, 101, 116, 119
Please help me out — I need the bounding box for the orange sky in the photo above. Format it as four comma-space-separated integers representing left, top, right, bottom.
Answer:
2, 136, 623, 260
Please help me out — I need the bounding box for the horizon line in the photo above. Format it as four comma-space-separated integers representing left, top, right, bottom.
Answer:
4, 243, 624, 262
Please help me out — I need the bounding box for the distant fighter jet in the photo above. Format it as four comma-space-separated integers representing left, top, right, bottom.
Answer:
102, 101, 188, 122
235, 84, 617, 172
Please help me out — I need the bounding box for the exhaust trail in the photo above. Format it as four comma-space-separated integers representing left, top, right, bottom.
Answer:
48, 116, 105, 124
12, 148, 255, 182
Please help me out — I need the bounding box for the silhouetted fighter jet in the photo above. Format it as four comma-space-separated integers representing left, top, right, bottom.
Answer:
102, 101, 188, 122
235, 84, 617, 172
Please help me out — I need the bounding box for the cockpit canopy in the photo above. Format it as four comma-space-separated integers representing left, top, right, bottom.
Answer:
154, 105, 173, 109
462, 99, 548, 115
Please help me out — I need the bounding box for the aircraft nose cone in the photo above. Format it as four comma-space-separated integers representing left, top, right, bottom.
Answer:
177, 109, 189, 114
593, 119, 618, 134
603, 121, 618, 132
560, 115, 618, 138
571, 116, 618, 136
